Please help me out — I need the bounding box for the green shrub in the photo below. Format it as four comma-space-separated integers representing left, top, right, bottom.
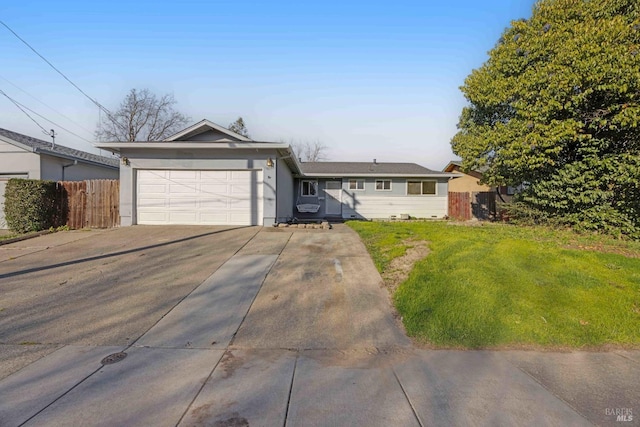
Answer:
503, 199, 640, 240
4, 179, 65, 233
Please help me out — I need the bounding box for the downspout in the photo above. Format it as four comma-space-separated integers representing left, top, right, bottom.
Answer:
61, 160, 78, 181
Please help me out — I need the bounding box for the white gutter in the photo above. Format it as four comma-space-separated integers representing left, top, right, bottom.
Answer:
95, 142, 291, 151
299, 173, 460, 178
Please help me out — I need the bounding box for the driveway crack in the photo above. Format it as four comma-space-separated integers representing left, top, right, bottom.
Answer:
283, 352, 299, 427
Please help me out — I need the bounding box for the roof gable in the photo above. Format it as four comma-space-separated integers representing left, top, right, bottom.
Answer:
164, 119, 253, 142
443, 160, 486, 178
0, 128, 119, 168
443, 161, 463, 173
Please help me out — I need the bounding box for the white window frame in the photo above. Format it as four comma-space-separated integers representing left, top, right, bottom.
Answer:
375, 179, 392, 191
301, 180, 318, 197
407, 180, 437, 196
348, 179, 365, 191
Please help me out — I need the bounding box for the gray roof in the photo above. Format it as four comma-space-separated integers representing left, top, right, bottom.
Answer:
0, 128, 119, 168
300, 161, 449, 176
444, 159, 488, 174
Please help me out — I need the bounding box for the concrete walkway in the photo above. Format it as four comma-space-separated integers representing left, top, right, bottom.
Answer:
0, 225, 638, 426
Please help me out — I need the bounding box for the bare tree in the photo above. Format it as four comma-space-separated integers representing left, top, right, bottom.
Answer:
228, 117, 250, 137
290, 140, 329, 162
95, 88, 190, 141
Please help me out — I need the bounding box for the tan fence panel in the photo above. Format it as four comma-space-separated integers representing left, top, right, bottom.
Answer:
57, 180, 119, 229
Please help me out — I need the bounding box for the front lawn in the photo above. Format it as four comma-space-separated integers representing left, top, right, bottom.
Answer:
349, 221, 640, 349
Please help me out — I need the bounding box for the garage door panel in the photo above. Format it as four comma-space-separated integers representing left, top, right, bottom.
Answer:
169, 184, 198, 194
136, 169, 261, 225
229, 199, 252, 209
139, 183, 167, 197
169, 199, 198, 209
199, 212, 232, 223
168, 212, 199, 223
229, 184, 250, 198
200, 199, 229, 209
231, 171, 252, 180
201, 171, 229, 180
138, 212, 168, 223
200, 184, 229, 194
169, 170, 198, 180
139, 170, 166, 180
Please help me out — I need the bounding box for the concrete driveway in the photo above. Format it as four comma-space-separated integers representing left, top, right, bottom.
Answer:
0, 225, 638, 426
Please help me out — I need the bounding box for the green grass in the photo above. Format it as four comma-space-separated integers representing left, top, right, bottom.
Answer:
349, 221, 640, 349
0, 232, 19, 241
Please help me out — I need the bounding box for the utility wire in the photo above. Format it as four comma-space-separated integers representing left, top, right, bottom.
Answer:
0, 20, 127, 133
0, 73, 95, 137
0, 89, 49, 135
0, 89, 97, 145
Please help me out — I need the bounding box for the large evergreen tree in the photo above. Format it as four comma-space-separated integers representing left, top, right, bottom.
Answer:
452, 0, 640, 237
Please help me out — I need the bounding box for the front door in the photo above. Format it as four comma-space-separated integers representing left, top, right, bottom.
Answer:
324, 181, 342, 215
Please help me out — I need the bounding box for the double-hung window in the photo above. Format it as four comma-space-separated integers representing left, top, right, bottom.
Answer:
301, 180, 318, 196
375, 180, 392, 191
348, 179, 365, 191
407, 180, 436, 195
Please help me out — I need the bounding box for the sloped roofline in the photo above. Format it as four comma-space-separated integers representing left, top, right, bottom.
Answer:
0, 129, 118, 169
443, 160, 463, 172
164, 119, 253, 142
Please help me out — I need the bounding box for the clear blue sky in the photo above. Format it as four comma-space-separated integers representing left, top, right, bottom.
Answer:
1, 0, 535, 169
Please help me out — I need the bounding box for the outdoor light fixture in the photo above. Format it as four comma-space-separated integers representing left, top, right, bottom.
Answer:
266, 157, 274, 168
121, 157, 129, 166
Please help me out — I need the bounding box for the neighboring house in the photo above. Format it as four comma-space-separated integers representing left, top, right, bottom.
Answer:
443, 160, 513, 220
443, 160, 514, 200
97, 119, 456, 227
296, 161, 453, 221
0, 128, 120, 229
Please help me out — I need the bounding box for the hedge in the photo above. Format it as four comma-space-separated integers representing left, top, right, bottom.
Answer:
3, 179, 65, 233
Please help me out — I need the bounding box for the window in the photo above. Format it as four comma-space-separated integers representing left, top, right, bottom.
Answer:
407, 180, 436, 195
348, 179, 365, 190
301, 180, 318, 196
375, 180, 392, 191
325, 180, 341, 190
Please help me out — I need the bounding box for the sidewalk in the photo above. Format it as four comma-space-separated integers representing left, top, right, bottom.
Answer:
0, 226, 637, 426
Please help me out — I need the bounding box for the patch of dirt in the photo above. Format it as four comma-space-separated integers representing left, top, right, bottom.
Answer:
219, 351, 244, 379
213, 414, 249, 427
381, 239, 430, 295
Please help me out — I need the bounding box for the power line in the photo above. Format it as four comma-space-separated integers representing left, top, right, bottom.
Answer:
0, 89, 49, 134
0, 20, 127, 134
0, 89, 96, 144
0, 73, 95, 137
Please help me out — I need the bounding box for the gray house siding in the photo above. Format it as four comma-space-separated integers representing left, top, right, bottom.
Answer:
117, 147, 280, 226
0, 140, 40, 179
276, 158, 294, 222
187, 130, 242, 142
40, 155, 119, 181
293, 177, 449, 220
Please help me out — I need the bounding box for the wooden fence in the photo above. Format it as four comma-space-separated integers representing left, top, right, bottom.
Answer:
448, 191, 497, 221
448, 191, 472, 220
57, 180, 119, 229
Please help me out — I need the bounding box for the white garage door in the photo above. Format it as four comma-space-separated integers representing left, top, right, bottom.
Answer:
136, 170, 263, 225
